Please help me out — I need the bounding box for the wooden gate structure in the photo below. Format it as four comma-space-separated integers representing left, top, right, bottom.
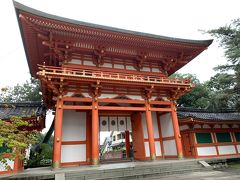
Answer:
14, 1, 212, 169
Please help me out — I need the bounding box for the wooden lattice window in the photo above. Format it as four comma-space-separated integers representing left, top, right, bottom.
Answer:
216, 132, 232, 143
196, 133, 213, 144
234, 132, 240, 142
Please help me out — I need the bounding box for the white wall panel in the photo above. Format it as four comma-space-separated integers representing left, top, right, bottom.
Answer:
101, 63, 112, 68
126, 65, 135, 70
126, 117, 132, 131
100, 116, 109, 131
144, 142, 150, 157
83, 60, 94, 66
214, 124, 221, 128
163, 140, 177, 156
118, 117, 127, 131
68, 59, 82, 64
197, 146, 217, 156
109, 116, 118, 131
141, 113, 148, 139
62, 110, 86, 141
180, 125, 189, 131
114, 64, 124, 69
218, 145, 236, 155
160, 113, 174, 138
61, 144, 86, 163
222, 124, 229, 128
233, 124, 239, 128
99, 94, 118, 98
237, 145, 240, 153
194, 124, 201, 128
152, 68, 160, 72
203, 124, 211, 128
152, 112, 159, 138
155, 141, 162, 156
126, 95, 143, 100
0, 159, 14, 171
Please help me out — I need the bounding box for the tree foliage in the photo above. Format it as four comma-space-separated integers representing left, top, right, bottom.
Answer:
171, 73, 210, 108
0, 117, 37, 170
0, 78, 41, 102
27, 133, 53, 168
207, 18, 240, 111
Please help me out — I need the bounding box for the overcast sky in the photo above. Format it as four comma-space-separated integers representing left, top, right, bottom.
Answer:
0, 0, 240, 89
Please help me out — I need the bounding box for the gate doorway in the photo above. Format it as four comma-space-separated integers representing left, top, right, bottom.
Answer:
99, 114, 133, 163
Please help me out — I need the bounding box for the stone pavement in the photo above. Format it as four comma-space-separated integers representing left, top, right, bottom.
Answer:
148, 169, 240, 180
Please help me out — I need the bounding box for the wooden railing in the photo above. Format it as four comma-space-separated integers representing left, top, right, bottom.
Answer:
37, 64, 191, 86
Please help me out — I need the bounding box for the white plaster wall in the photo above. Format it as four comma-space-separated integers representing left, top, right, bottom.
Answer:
163, 140, 177, 156
160, 113, 174, 138
109, 116, 118, 131
237, 145, 240, 153
0, 159, 14, 171
155, 141, 162, 156
152, 112, 159, 138
197, 146, 217, 156
83, 60, 94, 66
222, 124, 229, 128
68, 59, 82, 65
126, 95, 143, 100
62, 110, 86, 141
152, 68, 160, 72
126, 117, 132, 131
61, 144, 86, 163
114, 64, 124, 69
126, 65, 135, 70
101, 63, 112, 68
214, 124, 221, 128
180, 125, 189, 131
233, 124, 239, 128
203, 124, 211, 129
118, 117, 127, 131
142, 67, 150, 72
218, 145, 236, 155
141, 113, 148, 139
81, 93, 91, 98
194, 124, 201, 129
99, 94, 118, 98
100, 116, 109, 131
144, 142, 150, 157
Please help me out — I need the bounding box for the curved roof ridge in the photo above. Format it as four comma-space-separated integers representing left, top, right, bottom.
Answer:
13, 1, 213, 46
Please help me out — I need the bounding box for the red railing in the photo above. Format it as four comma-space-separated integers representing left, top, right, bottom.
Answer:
37, 64, 191, 86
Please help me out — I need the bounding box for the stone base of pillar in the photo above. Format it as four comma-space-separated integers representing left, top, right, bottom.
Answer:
178, 153, 184, 159
92, 158, 99, 166
52, 161, 60, 170
150, 153, 156, 161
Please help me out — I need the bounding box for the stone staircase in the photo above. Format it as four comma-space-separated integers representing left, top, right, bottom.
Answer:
65, 160, 210, 180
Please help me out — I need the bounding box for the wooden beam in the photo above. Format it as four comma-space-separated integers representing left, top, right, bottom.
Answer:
98, 106, 145, 111
63, 97, 92, 102
62, 105, 92, 110
98, 98, 145, 104
150, 108, 172, 112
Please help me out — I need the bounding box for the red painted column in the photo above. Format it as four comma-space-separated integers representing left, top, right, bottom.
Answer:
53, 96, 63, 169
145, 101, 156, 160
171, 102, 183, 159
92, 96, 99, 165
125, 130, 130, 158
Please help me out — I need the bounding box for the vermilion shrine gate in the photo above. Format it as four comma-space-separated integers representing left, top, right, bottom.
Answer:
14, 1, 212, 169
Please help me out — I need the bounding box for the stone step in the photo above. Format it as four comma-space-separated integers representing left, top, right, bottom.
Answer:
65, 161, 206, 180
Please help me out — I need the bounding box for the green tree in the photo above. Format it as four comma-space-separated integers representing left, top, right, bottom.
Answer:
27, 133, 53, 167
170, 73, 210, 108
0, 117, 37, 170
207, 18, 240, 111
0, 78, 41, 102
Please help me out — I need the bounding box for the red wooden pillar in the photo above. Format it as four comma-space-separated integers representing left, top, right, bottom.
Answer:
145, 101, 156, 160
171, 102, 183, 159
53, 96, 63, 169
92, 97, 99, 165
125, 130, 130, 158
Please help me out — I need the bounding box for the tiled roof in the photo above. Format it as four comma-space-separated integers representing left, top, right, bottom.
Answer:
0, 102, 46, 120
177, 107, 240, 121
